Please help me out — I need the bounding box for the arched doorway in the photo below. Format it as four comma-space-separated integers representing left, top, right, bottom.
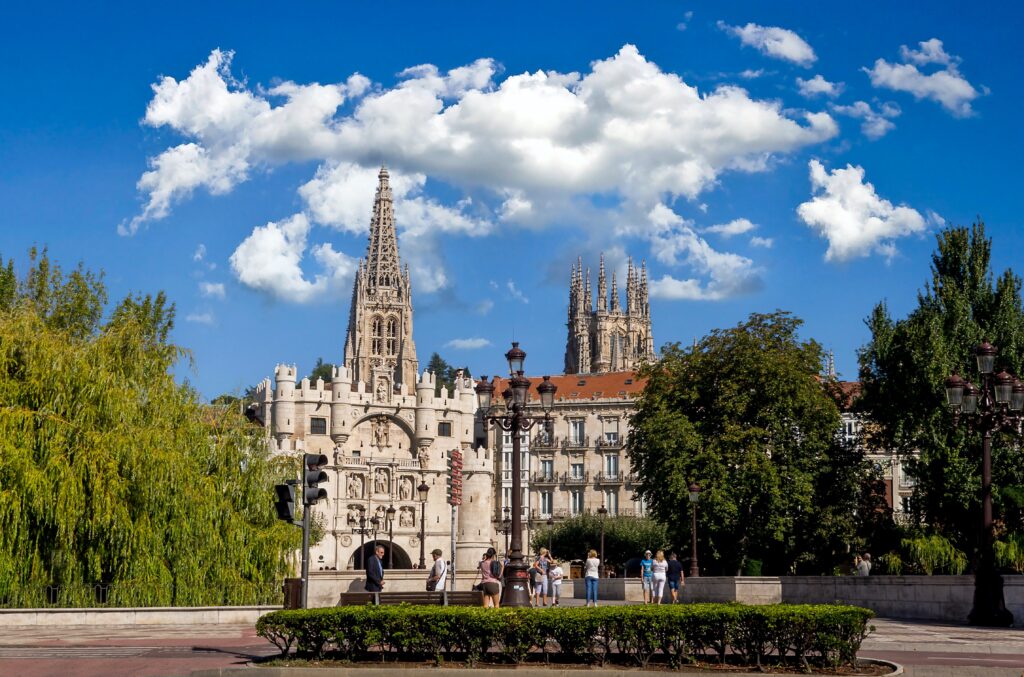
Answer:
349, 541, 413, 570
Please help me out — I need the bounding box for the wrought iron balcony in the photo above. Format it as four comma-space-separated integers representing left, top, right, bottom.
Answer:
596, 437, 623, 449
562, 471, 589, 485
563, 435, 590, 449
531, 472, 558, 485
532, 435, 560, 449
624, 472, 641, 485
596, 472, 623, 484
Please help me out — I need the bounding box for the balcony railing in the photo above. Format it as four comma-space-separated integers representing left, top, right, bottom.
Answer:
562, 471, 589, 485
564, 435, 590, 449
596, 472, 623, 484
532, 435, 560, 449
596, 437, 623, 449
531, 472, 558, 484
624, 472, 641, 485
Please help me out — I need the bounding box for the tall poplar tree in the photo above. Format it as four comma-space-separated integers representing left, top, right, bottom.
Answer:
0, 250, 298, 607
857, 222, 1024, 552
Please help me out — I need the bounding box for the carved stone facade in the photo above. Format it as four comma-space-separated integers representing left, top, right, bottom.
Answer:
565, 254, 655, 374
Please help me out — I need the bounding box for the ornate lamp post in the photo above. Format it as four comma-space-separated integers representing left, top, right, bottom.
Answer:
945, 340, 1023, 626
597, 504, 608, 577
498, 506, 512, 557
688, 483, 702, 578
352, 512, 377, 568
417, 480, 430, 569
386, 505, 396, 569
475, 342, 557, 607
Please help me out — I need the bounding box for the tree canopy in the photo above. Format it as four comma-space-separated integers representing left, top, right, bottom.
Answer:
307, 357, 334, 384
628, 311, 873, 575
0, 249, 298, 607
530, 514, 669, 573
426, 352, 472, 396
857, 221, 1024, 553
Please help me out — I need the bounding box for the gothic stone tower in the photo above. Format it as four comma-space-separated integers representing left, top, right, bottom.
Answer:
565, 254, 655, 374
343, 166, 419, 396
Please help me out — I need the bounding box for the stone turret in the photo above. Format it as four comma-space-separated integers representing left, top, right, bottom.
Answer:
414, 370, 437, 467
329, 364, 352, 444
272, 364, 297, 442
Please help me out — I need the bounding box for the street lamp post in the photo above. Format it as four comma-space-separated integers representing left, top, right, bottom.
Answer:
499, 506, 512, 557
418, 480, 430, 569
688, 483, 702, 578
597, 505, 607, 577
352, 513, 378, 568
386, 505, 396, 569
945, 340, 1023, 627
476, 342, 557, 607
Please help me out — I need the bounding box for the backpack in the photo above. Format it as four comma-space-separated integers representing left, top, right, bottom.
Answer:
491, 560, 502, 578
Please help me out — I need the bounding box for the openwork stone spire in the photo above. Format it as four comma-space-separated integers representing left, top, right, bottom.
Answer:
365, 165, 403, 291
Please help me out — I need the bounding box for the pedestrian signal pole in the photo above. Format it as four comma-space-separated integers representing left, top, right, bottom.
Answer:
448, 449, 463, 590
301, 453, 329, 609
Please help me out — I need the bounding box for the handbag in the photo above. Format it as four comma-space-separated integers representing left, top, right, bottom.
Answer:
426, 578, 438, 591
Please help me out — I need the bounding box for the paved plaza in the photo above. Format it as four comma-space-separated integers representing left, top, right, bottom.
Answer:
1, 606, 1024, 677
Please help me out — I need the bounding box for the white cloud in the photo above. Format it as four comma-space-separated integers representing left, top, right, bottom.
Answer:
193, 243, 207, 261
647, 204, 761, 300
199, 281, 226, 299
796, 160, 927, 261
186, 311, 215, 325
475, 299, 494, 315
506, 280, 529, 304
739, 69, 765, 79
705, 218, 757, 238
831, 100, 901, 140
864, 39, 980, 117
796, 74, 843, 98
718, 21, 817, 66
444, 337, 492, 350
228, 213, 357, 303
750, 236, 774, 248
676, 10, 694, 31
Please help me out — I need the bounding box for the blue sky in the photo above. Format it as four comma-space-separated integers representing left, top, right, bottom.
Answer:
2, 2, 1022, 399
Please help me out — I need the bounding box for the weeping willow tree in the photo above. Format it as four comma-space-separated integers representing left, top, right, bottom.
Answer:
0, 249, 299, 607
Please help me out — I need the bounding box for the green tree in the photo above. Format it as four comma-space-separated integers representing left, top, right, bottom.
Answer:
857, 221, 1024, 553
307, 357, 334, 384
0, 250, 298, 607
530, 515, 669, 573
426, 351, 472, 396
629, 311, 870, 575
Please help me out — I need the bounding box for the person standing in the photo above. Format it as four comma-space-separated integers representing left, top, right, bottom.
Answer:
640, 550, 654, 604
529, 558, 546, 607
477, 547, 503, 608
537, 547, 551, 606
427, 548, 447, 591
857, 553, 872, 576
584, 549, 601, 607
651, 550, 668, 604
365, 545, 386, 592
666, 552, 684, 603
550, 559, 564, 606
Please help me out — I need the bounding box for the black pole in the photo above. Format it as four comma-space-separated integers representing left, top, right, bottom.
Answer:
969, 427, 1011, 625
300, 506, 311, 608
359, 515, 366, 569
419, 500, 427, 569
501, 415, 531, 607
690, 501, 700, 578
599, 516, 605, 578
388, 515, 394, 569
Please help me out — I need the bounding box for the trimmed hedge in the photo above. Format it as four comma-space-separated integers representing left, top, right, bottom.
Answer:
256, 603, 873, 670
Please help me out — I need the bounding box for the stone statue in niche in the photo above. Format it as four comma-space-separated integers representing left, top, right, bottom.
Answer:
372, 416, 390, 448
375, 505, 386, 522
347, 474, 364, 499
418, 447, 430, 469
374, 467, 390, 495
376, 378, 390, 404
398, 476, 413, 501
346, 506, 360, 526
399, 507, 415, 528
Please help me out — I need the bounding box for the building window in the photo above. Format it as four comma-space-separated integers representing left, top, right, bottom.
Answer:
371, 316, 384, 355
605, 490, 619, 516
502, 451, 512, 482
569, 419, 585, 445
437, 421, 452, 437
310, 417, 327, 435
900, 495, 912, 514
570, 463, 585, 479
540, 459, 554, 480
502, 487, 512, 512
540, 491, 553, 517
386, 318, 398, 355
603, 417, 620, 445
570, 490, 584, 515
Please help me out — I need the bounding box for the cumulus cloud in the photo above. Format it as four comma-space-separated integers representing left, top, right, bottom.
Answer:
864, 38, 981, 117
705, 218, 757, 238
199, 281, 226, 299
186, 311, 215, 325
830, 101, 901, 140
128, 44, 838, 302
750, 236, 774, 248
739, 69, 765, 79
229, 213, 358, 303
647, 204, 761, 300
444, 337, 492, 350
796, 160, 927, 261
718, 21, 817, 66
797, 74, 843, 98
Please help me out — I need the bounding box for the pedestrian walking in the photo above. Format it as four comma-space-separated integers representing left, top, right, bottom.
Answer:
651, 550, 668, 604
856, 552, 872, 576
426, 548, 447, 591
666, 551, 684, 603
475, 547, 503, 608
550, 559, 564, 606
584, 549, 601, 607
364, 545, 385, 592
640, 549, 654, 604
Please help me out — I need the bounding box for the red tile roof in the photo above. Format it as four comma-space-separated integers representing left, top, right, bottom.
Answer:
481, 371, 646, 402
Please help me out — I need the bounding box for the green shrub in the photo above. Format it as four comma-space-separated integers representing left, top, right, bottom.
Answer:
902, 534, 967, 575
995, 533, 1024, 573
256, 603, 873, 670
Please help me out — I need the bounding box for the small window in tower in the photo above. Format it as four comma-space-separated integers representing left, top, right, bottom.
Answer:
437, 421, 452, 437
310, 417, 327, 435
577, 379, 586, 386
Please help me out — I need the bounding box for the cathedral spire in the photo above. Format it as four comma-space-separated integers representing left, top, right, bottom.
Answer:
365, 164, 403, 292
610, 270, 620, 312
626, 257, 635, 314
597, 254, 607, 311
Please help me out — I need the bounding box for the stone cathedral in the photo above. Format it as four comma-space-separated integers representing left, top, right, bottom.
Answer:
253, 166, 494, 573
564, 254, 655, 374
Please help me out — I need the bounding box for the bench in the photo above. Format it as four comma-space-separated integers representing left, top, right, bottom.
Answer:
337, 590, 481, 607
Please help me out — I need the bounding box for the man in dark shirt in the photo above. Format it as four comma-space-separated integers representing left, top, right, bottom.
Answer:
365, 545, 386, 592
666, 552, 684, 603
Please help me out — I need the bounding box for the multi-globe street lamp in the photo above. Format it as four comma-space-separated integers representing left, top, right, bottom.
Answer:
497, 506, 512, 557
688, 482, 702, 578
475, 342, 557, 607
945, 339, 1023, 626
417, 480, 430, 569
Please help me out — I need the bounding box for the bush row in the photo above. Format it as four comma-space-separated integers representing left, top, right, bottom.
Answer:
256, 603, 873, 669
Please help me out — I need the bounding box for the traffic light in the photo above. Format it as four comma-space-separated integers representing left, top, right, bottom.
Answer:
274, 483, 295, 522
303, 453, 329, 505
